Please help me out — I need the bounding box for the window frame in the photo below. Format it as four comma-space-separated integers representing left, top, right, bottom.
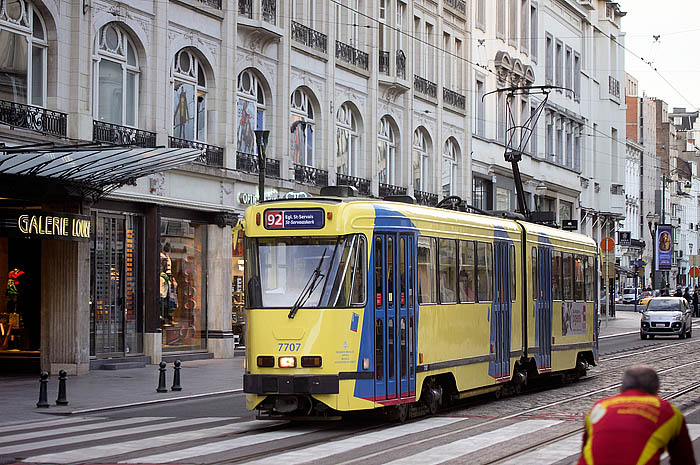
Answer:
172, 48, 207, 143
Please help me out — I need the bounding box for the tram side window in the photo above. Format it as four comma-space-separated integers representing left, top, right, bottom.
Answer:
417, 236, 437, 304
329, 234, 366, 307
532, 247, 538, 300
375, 237, 383, 307
399, 237, 406, 306
459, 240, 476, 303
552, 251, 562, 300
574, 255, 585, 301
584, 256, 593, 301
510, 245, 516, 302
439, 239, 458, 304
477, 242, 493, 302
563, 253, 573, 300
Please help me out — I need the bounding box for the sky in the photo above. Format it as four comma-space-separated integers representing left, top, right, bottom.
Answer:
620, 0, 700, 111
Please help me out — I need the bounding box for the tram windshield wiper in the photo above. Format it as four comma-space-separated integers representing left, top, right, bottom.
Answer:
288, 249, 327, 319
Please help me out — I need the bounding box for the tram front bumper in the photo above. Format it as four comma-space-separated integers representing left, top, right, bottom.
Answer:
244, 374, 340, 395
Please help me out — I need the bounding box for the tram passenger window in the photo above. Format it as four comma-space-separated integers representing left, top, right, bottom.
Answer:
417, 237, 437, 303
375, 320, 383, 380
387, 237, 394, 307
458, 240, 476, 303
552, 251, 562, 300
532, 247, 538, 300
477, 242, 493, 302
399, 237, 406, 306
510, 245, 516, 302
439, 239, 458, 304
400, 318, 407, 378
328, 234, 366, 307
408, 237, 414, 308
375, 237, 383, 307
388, 318, 395, 379
584, 256, 593, 301
575, 256, 585, 301
563, 253, 573, 300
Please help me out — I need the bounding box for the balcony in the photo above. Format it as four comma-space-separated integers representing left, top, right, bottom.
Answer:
294, 164, 328, 187
197, 0, 222, 8
236, 151, 280, 178
93, 120, 156, 148
0, 99, 67, 138
414, 75, 437, 100
335, 40, 369, 71
444, 0, 466, 14
609, 75, 620, 99
238, 0, 276, 24
169, 136, 224, 168
396, 50, 406, 79
379, 51, 390, 75
379, 183, 407, 198
415, 190, 439, 207
443, 88, 466, 112
337, 173, 371, 196
291, 20, 327, 54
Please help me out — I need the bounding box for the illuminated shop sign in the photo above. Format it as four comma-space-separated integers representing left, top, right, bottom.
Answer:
0, 210, 92, 242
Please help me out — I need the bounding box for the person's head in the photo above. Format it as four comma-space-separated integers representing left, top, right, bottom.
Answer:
621, 365, 660, 395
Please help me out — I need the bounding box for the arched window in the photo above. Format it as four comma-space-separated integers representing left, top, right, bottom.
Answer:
378, 116, 397, 185
236, 69, 266, 155
0, 0, 47, 106
290, 87, 314, 166
94, 23, 139, 126
172, 49, 207, 142
442, 138, 459, 197
336, 103, 359, 176
412, 128, 431, 192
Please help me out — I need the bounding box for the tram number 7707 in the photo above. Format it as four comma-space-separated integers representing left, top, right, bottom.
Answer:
278, 343, 301, 352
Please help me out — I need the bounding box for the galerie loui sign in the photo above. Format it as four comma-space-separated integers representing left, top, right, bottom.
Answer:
0, 210, 92, 242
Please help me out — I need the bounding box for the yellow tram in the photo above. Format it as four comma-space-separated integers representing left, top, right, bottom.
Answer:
241, 188, 599, 419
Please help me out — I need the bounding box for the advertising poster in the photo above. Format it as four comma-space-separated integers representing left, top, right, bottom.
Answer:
562, 301, 587, 336
656, 224, 673, 270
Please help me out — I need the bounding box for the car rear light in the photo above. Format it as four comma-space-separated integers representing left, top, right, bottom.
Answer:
257, 355, 274, 367
301, 356, 322, 367
278, 356, 296, 368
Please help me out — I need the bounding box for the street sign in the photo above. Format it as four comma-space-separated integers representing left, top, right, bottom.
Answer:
600, 237, 615, 252
618, 231, 631, 246
690, 267, 700, 278
562, 219, 578, 231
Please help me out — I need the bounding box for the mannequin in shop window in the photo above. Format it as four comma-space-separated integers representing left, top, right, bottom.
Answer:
3, 268, 24, 350
160, 243, 178, 326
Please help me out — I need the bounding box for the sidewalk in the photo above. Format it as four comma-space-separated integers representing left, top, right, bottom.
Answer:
0, 312, 652, 428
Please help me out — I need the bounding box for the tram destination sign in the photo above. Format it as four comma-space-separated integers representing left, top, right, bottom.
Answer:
0, 210, 92, 242
264, 208, 325, 230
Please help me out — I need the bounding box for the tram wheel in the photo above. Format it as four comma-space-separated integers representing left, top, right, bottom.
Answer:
393, 404, 409, 423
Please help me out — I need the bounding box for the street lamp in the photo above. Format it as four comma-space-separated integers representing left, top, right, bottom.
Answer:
647, 212, 660, 290
254, 130, 270, 201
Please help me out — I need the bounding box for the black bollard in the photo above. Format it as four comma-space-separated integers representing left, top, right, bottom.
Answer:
171, 360, 182, 391
156, 361, 168, 393
56, 369, 69, 405
37, 371, 49, 408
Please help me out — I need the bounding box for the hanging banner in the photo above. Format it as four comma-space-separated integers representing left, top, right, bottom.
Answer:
656, 224, 673, 270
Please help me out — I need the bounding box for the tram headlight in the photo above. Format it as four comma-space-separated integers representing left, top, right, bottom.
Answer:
278, 356, 297, 368
257, 356, 275, 367
301, 356, 322, 367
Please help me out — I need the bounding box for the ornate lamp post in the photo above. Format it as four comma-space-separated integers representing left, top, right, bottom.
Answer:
647, 212, 660, 290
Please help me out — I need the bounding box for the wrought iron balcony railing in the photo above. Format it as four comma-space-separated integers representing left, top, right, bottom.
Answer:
414, 75, 437, 99
337, 173, 371, 196
609, 75, 620, 98
443, 88, 466, 110
414, 190, 439, 207
168, 136, 224, 168
291, 20, 327, 54
197, 0, 222, 9
396, 50, 406, 79
445, 0, 466, 13
93, 120, 156, 147
0, 99, 67, 137
294, 164, 328, 187
379, 183, 407, 198
238, 0, 252, 17
238, 0, 276, 24
379, 50, 390, 75
236, 151, 280, 178
335, 41, 369, 70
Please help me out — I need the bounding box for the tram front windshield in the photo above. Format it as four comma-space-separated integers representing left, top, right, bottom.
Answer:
249, 234, 366, 309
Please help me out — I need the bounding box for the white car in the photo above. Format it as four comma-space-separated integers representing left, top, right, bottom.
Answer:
622, 287, 642, 304
640, 297, 693, 339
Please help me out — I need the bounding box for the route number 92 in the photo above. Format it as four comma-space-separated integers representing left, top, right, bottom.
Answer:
278, 343, 301, 352
265, 210, 284, 229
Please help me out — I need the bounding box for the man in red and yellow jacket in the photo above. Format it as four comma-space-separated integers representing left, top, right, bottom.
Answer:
578, 365, 696, 465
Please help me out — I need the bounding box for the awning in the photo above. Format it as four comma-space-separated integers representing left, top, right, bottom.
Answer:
0, 145, 203, 196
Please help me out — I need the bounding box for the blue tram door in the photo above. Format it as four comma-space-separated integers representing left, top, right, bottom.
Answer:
373, 233, 416, 403
491, 241, 512, 380
534, 246, 553, 371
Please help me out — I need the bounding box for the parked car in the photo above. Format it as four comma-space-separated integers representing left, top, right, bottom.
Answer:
640, 297, 693, 340
622, 287, 642, 304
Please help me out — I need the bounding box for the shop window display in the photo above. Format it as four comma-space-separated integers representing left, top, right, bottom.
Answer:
161, 219, 207, 351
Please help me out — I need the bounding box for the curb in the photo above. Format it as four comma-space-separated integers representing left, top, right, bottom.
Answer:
42, 388, 244, 416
